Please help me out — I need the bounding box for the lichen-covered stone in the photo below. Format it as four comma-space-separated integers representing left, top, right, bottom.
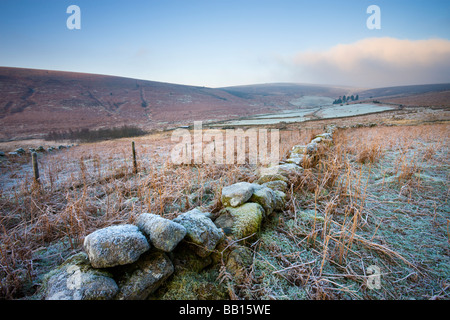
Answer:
136, 213, 186, 252
310, 137, 323, 144
259, 163, 303, 178
250, 185, 277, 217
291, 144, 307, 155
114, 251, 174, 300
213, 211, 234, 236
225, 246, 253, 282
306, 142, 318, 155
261, 180, 288, 193
316, 133, 333, 140
325, 125, 337, 134
43, 252, 118, 300
173, 209, 224, 257
170, 243, 213, 273
272, 190, 287, 211
256, 174, 289, 184
15, 148, 26, 154
216, 203, 264, 239
221, 182, 255, 207
83, 225, 150, 268
285, 155, 306, 166
156, 269, 228, 300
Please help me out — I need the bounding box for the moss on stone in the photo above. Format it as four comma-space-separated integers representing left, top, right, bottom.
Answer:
262, 180, 288, 193
291, 145, 307, 155
225, 246, 253, 283
38, 252, 119, 300
170, 242, 213, 273
249, 186, 276, 217
256, 174, 289, 184
155, 268, 228, 300
220, 203, 264, 239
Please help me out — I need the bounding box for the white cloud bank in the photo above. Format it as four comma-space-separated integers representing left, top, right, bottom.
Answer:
288, 37, 450, 88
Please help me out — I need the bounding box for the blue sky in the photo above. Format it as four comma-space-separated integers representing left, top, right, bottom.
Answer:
1, 0, 449, 87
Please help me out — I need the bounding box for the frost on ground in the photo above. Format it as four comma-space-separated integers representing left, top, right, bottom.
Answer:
0, 120, 449, 300
243, 124, 449, 300
213, 101, 396, 127
317, 104, 395, 119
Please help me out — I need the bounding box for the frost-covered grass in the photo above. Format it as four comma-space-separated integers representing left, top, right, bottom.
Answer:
1, 122, 448, 300
317, 104, 395, 118
251, 108, 317, 119
232, 123, 449, 300
212, 102, 396, 127
0, 128, 310, 299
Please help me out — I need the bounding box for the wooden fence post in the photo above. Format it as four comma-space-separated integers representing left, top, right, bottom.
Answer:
32, 152, 40, 183
132, 141, 138, 174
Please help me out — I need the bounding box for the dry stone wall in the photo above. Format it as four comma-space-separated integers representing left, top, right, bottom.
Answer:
39, 125, 336, 300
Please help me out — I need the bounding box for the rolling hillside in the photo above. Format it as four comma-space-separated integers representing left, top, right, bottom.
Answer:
356, 83, 450, 99
1, 67, 449, 141
0, 67, 271, 140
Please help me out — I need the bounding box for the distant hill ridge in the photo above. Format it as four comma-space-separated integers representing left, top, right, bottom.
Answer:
357, 83, 450, 99
1, 66, 448, 140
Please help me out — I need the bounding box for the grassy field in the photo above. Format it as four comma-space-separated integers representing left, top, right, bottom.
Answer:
242, 123, 449, 299
0, 114, 448, 300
